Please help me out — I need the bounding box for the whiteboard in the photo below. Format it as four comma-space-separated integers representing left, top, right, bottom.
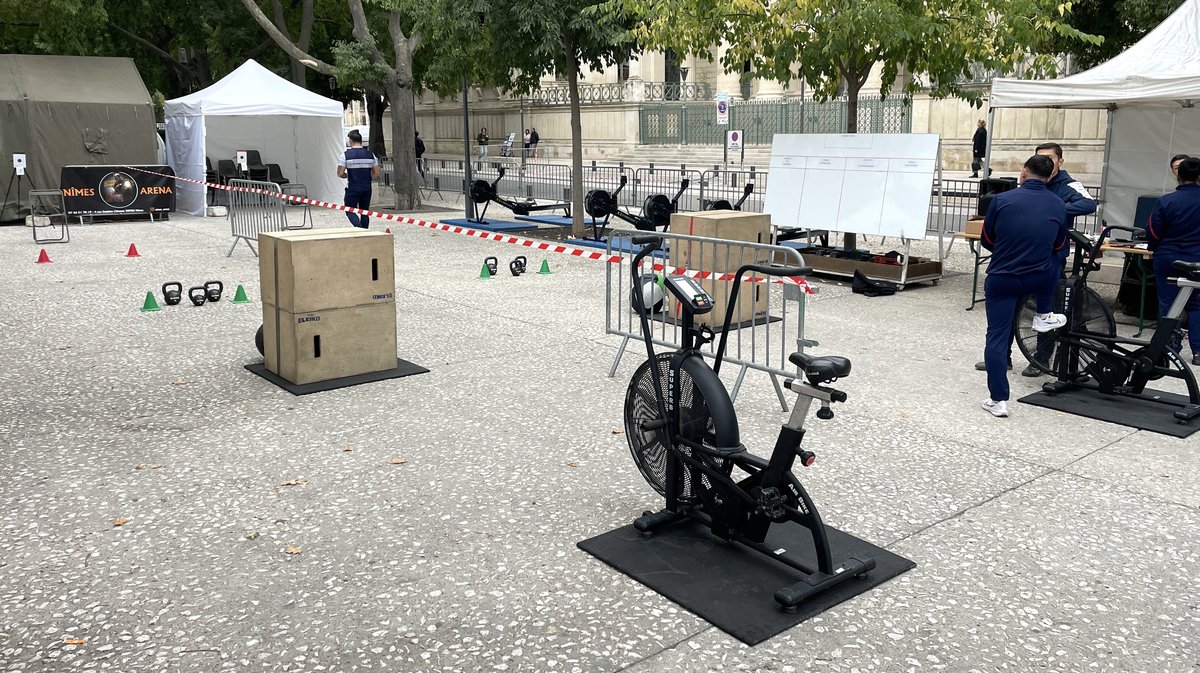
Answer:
764, 134, 940, 239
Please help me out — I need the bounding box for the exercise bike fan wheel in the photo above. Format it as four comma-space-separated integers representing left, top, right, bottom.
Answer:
1015, 282, 1116, 377
624, 353, 737, 503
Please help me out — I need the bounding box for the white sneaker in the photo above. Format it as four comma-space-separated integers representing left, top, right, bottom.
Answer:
981, 398, 1009, 417
1032, 312, 1067, 333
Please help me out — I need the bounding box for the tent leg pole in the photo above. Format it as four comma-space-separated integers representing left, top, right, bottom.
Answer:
1096, 106, 1115, 230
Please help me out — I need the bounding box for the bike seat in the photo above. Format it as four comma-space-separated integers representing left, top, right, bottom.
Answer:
789, 352, 852, 384
1172, 260, 1200, 281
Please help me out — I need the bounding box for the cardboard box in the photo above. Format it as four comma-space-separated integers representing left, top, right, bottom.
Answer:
262, 302, 398, 385
964, 217, 984, 236
259, 228, 395, 313
668, 210, 772, 326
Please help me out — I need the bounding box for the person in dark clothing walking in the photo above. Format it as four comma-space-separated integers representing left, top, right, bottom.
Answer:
1148, 156, 1200, 365
529, 127, 540, 159
980, 154, 1069, 417
971, 119, 987, 178
415, 131, 426, 182
337, 129, 379, 228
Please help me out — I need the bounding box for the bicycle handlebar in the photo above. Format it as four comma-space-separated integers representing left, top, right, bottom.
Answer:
712, 262, 812, 375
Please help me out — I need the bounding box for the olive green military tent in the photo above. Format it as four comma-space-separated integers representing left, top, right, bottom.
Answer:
0, 54, 156, 221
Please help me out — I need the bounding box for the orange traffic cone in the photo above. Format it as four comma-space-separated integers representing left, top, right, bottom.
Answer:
36, 248, 51, 264
126, 243, 140, 257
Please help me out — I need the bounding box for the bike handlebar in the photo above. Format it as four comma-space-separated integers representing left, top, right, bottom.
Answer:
735, 263, 812, 279
712, 262, 811, 375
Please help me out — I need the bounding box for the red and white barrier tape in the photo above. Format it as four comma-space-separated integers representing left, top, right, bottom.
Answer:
123, 166, 813, 293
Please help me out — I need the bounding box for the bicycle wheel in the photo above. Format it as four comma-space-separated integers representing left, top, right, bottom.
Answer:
624, 353, 737, 504
1015, 282, 1116, 377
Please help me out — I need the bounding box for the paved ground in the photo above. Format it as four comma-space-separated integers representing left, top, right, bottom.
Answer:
1, 195, 1197, 673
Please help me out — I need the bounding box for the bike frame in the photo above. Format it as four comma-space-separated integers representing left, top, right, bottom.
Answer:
1047, 225, 1200, 416
627, 236, 873, 607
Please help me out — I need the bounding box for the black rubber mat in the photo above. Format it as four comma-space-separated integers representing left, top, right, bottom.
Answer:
1019, 387, 1200, 437
244, 359, 428, 396
578, 518, 915, 646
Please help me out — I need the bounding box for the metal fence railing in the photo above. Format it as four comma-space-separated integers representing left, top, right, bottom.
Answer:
699, 168, 767, 212
227, 179, 287, 257
605, 229, 816, 411
640, 95, 912, 145
632, 167, 705, 213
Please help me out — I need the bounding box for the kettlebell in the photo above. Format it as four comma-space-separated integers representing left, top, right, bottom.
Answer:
188, 286, 208, 306
510, 256, 527, 276
204, 280, 224, 303
484, 256, 499, 276
162, 282, 182, 306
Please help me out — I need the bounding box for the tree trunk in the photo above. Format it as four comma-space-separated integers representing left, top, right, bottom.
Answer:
367, 93, 389, 159
842, 73, 864, 251
387, 82, 421, 211
566, 36, 585, 238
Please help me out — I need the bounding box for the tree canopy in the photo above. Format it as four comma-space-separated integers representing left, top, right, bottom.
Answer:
1049, 0, 1185, 69
613, 0, 1102, 131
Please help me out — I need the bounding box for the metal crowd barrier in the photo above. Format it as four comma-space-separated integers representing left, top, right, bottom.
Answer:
632, 167, 705, 213
605, 229, 816, 411
698, 168, 767, 212
227, 179, 287, 257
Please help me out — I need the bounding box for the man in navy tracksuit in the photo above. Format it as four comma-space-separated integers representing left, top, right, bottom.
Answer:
337, 129, 379, 228
980, 155, 1069, 417
1025, 143, 1097, 373
1147, 156, 1200, 365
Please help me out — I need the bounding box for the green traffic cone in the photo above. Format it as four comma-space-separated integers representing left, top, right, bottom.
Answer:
140, 290, 161, 312
232, 284, 250, 304
537, 259, 552, 275
480, 263, 492, 279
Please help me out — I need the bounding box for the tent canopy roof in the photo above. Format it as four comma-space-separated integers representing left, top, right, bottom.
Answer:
165, 60, 342, 118
0, 55, 152, 105
990, 0, 1200, 109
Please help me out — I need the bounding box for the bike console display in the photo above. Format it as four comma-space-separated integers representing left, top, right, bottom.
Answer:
664, 275, 713, 314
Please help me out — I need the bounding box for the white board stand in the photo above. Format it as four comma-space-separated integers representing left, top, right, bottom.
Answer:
765, 134, 944, 286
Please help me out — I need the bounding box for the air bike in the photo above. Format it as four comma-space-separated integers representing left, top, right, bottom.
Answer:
623, 235, 875, 610
468, 167, 570, 224
1017, 224, 1200, 424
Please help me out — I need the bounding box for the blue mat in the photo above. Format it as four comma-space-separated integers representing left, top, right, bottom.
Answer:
442, 218, 538, 233
567, 237, 669, 258
514, 214, 575, 227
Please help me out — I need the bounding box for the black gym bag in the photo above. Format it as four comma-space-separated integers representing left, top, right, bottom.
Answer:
851, 270, 900, 297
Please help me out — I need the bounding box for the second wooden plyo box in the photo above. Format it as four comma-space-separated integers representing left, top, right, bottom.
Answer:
259, 228, 397, 385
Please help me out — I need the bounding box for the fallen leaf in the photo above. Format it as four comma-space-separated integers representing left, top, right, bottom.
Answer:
285, 545, 302, 555
134, 464, 163, 470
388, 457, 408, 465
611, 429, 624, 435
148, 464, 164, 469
565, 461, 578, 468
134, 464, 144, 470
280, 479, 309, 487
64, 638, 86, 645
171, 379, 190, 386
341, 445, 354, 452
244, 531, 260, 540
113, 518, 129, 527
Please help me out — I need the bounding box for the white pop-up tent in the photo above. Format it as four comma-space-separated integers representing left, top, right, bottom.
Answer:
988, 0, 1200, 227
165, 60, 344, 215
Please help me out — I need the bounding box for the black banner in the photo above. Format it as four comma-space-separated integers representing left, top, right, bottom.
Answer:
60, 165, 176, 216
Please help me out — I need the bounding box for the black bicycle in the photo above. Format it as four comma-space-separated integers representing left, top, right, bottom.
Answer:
623, 235, 874, 610
1026, 225, 1200, 422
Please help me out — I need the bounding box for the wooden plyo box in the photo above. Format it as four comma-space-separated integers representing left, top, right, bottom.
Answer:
258, 228, 398, 385
259, 228, 395, 313
668, 210, 772, 326
262, 303, 398, 385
